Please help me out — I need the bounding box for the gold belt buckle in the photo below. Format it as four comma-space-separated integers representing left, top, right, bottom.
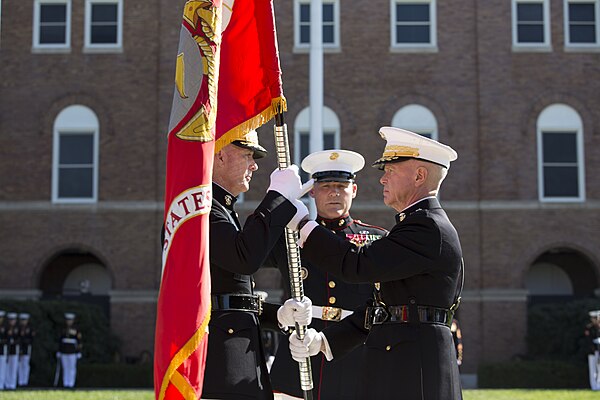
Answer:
322, 306, 342, 322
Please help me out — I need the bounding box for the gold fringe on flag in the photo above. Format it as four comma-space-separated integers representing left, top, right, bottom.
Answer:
214, 96, 287, 154
158, 304, 212, 400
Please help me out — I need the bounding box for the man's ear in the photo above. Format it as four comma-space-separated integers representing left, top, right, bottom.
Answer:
351, 183, 358, 199
415, 166, 428, 186
215, 150, 225, 164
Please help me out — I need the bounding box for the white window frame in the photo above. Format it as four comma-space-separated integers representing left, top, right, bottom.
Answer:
32, 0, 71, 52
390, 0, 437, 52
293, 106, 341, 166
511, 0, 552, 51
52, 105, 100, 204
391, 104, 438, 140
564, 0, 600, 49
537, 104, 585, 202
294, 0, 340, 53
84, 0, 123, 52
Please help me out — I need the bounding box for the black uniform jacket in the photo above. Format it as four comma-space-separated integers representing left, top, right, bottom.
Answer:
59, 327, 82, 354
7, 326, 19, 356
301, 197, 463, 400
19, 325, 34, 355
0, 324, 7, 356
202, 184, 296, 400
270, 215, 387, 399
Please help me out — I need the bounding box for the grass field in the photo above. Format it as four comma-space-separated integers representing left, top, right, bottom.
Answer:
0, 390, 597, 400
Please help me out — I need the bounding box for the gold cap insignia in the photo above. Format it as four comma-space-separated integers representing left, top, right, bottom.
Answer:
383, 145, 420, 159
329, 152, 339, 160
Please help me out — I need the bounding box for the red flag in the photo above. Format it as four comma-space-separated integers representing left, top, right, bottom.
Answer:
154, 1, 221, 399
215, 0, 286, 148
155, 0, 285, 398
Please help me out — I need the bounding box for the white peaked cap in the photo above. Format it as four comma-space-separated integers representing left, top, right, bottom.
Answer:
301, 150, 365, 182
372, 127, 458, 169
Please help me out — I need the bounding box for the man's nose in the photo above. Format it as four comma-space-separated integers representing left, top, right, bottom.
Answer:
250, 160, 258, 171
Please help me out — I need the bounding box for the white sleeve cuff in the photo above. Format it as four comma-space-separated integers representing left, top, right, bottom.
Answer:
299, 220, 319, 248
320, 332, 334, 361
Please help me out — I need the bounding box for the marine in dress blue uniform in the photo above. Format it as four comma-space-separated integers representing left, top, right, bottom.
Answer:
58, 312, 82, 388
0, 311, 7, 390
17, 313, 34, 386
270, 150, 387, 399
201, 131, 307, 400
585, 310, 600, 390
290, 128, 464, 400
4, 313, 19, 390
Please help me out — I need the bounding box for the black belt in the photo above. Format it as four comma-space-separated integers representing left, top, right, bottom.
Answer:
211, 294, 262, 315
366, 304, 452, 328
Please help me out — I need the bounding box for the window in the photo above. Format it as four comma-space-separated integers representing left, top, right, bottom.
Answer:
294, 106, 341, 181
294, 0, 340, 50
85, 0, 122, 50
33, 0, 71, 50
564, 0, 600, 47
52, 105, 100, 203
537, 104, 585, 202
512, 0, 551, 49
391, 0, 437, 50
392, 104, 438, 140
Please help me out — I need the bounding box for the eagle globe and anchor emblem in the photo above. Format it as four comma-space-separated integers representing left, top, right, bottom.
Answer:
169, 0, 236, 143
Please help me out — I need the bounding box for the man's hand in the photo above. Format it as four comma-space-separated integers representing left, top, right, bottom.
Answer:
268, 165, 303, 200
277, 297, 312, 328
287, 200, 309, 230
289, 328, 324, 362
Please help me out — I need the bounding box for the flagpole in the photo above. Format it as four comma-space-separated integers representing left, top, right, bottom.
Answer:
274, 112, 314, 400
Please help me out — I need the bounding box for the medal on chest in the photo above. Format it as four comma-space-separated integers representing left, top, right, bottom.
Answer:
346, 231, 383, 247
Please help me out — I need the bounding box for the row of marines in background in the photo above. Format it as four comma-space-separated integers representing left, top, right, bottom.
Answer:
0, 311, 34, 390
0, 311, 82, 390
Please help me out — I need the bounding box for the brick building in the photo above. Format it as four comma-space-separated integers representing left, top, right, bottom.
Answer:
1, 0, 599, 384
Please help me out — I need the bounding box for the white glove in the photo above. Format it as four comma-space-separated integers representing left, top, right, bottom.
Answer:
268, 166, 313, 200
77, 353, 82, 359
289, 328, 324, 362
56, 352, 61, 358
287, 200, 309, 230
277, 297, 312, 328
